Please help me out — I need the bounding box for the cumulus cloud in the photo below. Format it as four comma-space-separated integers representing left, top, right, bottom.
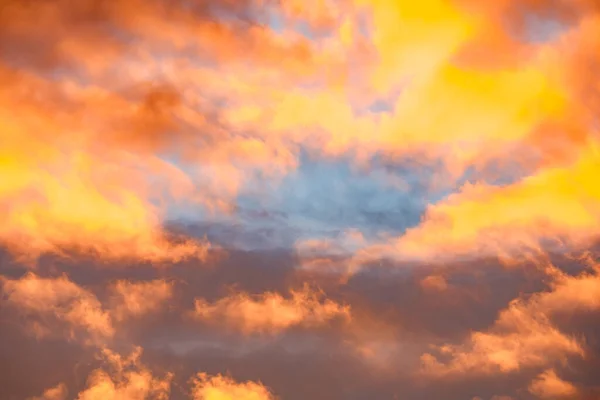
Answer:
190, 373, 277, 400
528, 369, 579, 399
192, 285, 351, 334
0, 273, 114, 344
28, 383, 69, 400
76, 347, 172, 400
420, 265, 600, 377
0, 273, 191, 349
108, 279, 174, 321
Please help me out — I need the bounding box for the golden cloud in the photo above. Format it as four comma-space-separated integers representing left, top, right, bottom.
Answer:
190, 373, 277, 400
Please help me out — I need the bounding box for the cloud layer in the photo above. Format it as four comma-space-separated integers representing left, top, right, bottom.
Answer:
1, 0, 600, 399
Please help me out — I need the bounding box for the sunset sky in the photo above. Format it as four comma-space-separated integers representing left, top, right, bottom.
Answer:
1, 1, 600, 399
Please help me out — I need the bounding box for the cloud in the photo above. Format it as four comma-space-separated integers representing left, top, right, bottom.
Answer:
1, 248, 600, 399
0, 66, 210, 262
108, 280, 174, 321
2, 0, 600, 399
420, 275, 449, 292
420, 265, 600, 377
192, 285, 351, 334
76, 347, 172, 400
0, 0, 312, 262
0, 274, 185, 345
190, 373, 277, 400
528, 369, 578, 399
1, 0, 597, 265
28, 383, 69, 400
379, 141, 600, 261
0, 273, 114, 344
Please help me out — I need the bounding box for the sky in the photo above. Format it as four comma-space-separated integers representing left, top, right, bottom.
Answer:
1, 0, 600, 399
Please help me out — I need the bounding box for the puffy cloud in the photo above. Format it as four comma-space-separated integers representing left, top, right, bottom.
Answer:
386, 142, 600, 260
528, 369, 578, 399
190, 373, 277, 400
0, 67, 209, 262
76, 347, 172, 400
108, 280, 174, 321
0, 273, 114, 343
322, 4, 599, 265
421, 321, 582, 377
219, 0, 581, 176
0, 0, 314, 262
192, 285, 351, 334
420, 266, 600, 377
0, 0, 309, 70
1, 0, 597, 266
2, 0, 600, 399
28, 383, 68, 400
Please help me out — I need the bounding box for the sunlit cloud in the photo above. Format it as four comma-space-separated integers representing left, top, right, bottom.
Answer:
190, 373, 277, 400
27, 383, 69, 400
108, 279, 174, 321
528, 369, 579, 399
1, 273, 114, 344
2, 0, 600, 398
192, 285, 351, 335
75, 347, 172, 400
420, 265, 600, 377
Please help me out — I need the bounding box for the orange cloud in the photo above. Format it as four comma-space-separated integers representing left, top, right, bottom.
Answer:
421, 322, 582, 377
420, 265, 600, 377
0, 69, 210, 263
0, 273, 114, 344
76, 347, 172, 400
392, 141, 600, 260
528, 369, 579, 399
359, 9, 599, 264
108, 280, 174, 321
2, 0, 600, 398
0, 0, 321, 263
213, 0, 580, 183
192, 285, 351, 334
28, 383, 68, 400
472, 396, 515, 400
2, 0, 595, 270
420, 275, 449, 292
190, 373, 277, 400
